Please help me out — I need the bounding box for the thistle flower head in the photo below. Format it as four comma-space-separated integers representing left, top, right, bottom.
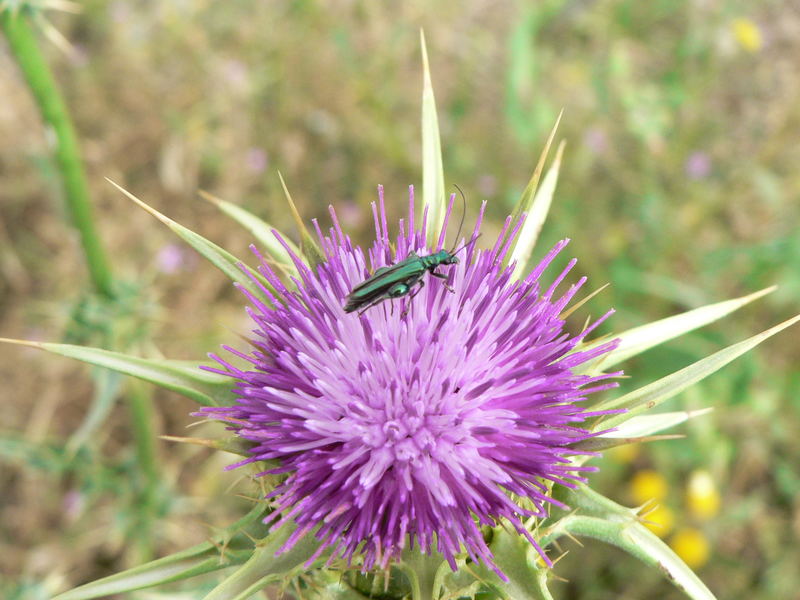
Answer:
202, 186, 620, 576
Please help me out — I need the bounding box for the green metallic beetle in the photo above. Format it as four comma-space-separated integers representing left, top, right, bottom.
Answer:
344, 186, 474, 315
343, 248, 460, 314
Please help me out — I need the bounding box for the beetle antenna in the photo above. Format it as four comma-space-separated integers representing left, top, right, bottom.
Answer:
450, 232, 482, 257
449, 184, 467, 253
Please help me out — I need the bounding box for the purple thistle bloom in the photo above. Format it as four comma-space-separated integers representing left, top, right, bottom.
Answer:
201, 186, 620, 577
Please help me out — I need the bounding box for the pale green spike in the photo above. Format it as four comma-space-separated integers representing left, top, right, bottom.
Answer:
199, 190, 299, 278
277, 171, 325, 268
106, 179, 277, 307
570, 433, 683, 452
589, 286, 777, 370
0, 338, 234, 406
52, 503, 266, 600
508, 139, 565, 274
510, 109, 563, 224
502, 110, 563, 273
594, 314, 800, 429
420, 29, 446, 246
600, 408, 714, 439
160, 435, 252, 457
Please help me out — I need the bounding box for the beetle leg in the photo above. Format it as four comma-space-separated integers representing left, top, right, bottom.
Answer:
401, 280, 425, 317
429, 269, 455, 293
357, 293, 392, 316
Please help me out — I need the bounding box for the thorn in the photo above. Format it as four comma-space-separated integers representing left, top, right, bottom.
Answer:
0, 337, 43, 349
561, 283, 611, 319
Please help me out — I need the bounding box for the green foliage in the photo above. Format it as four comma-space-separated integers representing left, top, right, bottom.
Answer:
2, 2, 798, 599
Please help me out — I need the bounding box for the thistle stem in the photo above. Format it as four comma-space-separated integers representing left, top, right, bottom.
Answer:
203, 523, 321, 600
127, 379, 160, 561
1, 9, 115, 298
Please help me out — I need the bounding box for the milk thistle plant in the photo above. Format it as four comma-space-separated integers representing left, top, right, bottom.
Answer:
6, 30, 798, 600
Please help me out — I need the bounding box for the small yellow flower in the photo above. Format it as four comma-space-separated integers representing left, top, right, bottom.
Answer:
670, 528, 711, 569
629, 469, 669, 504
732, 18, 763, 53
686, 470, 721, 521
642, 504, 675, 537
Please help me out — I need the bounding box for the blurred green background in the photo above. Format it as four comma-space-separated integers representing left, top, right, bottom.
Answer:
1, 1, 799, 599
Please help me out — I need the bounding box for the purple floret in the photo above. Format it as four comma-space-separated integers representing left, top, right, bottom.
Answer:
200, 186, 620, 577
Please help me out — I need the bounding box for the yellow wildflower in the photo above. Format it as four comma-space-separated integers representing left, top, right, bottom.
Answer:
732, 18, 763, 52
686, 470, 721, 521
629, 469, 669, 504
670, 528, 711, 569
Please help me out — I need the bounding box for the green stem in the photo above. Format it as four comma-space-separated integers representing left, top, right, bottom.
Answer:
127, 380, 159, 499
2, 9, 114, 298
203, 523, 322, 600
127, 379, 160, 561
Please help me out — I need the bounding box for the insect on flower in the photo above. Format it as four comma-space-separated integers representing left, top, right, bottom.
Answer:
344, 186, 474, 314
200, 184, 622, 577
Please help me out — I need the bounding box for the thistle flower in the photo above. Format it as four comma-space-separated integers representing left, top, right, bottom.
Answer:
201, 187, 620, 576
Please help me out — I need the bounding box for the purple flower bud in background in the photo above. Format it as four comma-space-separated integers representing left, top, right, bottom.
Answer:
245, 147, 269, 174
583, 127, 608, 154
684, 151, 712, 180
156, 243, 189, 274
200, 188, 620, 577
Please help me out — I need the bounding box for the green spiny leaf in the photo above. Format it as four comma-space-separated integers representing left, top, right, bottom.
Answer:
547, 485, 716, 600
52, 503, 267, 600
545, 515, 715, 600
107, 179, 277, 307
420, 29, 446, 247
277, 171, 325, 269
203, 523, 324, 600
593, 314, 800, 429
508, 139, 565, 274
200, 190, 299, 278
0, 339, 234, 406
477, 527, 553, 600
600, 408, 713, 439
588, 286, 777, 370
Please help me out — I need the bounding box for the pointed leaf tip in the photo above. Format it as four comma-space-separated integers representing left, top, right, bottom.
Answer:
590, 286, 780, 370
0, 337, 42, 348
16, 341, 236, 406
199, 190, 299, 278
106, 180, 276, 305
509, 138, 566, 273
420, 29, 446, 247
595, 314, 800, 429
277, 171, 324, 268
